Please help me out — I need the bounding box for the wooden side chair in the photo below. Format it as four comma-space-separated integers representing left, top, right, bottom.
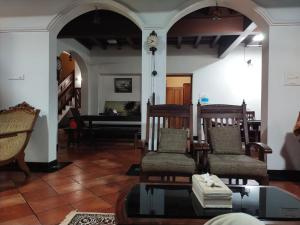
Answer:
0, 102, 40, 176
196, 102, 272, 185
140, 101, 197, 183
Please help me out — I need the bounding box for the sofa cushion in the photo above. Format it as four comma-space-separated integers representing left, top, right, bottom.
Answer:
141, 152, 196, 174
209, 126, 242, 155
158, 128, 187, 153
208, 154, 267, 177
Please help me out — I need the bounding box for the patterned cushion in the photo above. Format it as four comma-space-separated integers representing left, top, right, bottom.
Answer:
141, 152, 196, 174
158, 128, 187, 153
209, 126, 242, 155
208, 154, 267, 177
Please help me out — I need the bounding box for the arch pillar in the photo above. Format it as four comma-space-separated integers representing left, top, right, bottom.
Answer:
141, 28, 167, 138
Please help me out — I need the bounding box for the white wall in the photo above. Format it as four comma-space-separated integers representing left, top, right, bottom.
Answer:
90, 46, 142, 114
98, 75, 141, 113
167, 45, 262, 135
0, 31, 51, 162
267, 25, 300, 170
74, 60, 81, 88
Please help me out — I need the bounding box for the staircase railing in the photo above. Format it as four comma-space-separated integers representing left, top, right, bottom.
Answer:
58, 72, 75, 114
75, 88, 81, 109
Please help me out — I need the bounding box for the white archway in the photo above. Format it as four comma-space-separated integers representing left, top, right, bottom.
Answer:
47, 0, 144, 162
167, 0, 270, 32
48, 0, 144, 36
166, 0, 270, 143
69, 50, 89, 114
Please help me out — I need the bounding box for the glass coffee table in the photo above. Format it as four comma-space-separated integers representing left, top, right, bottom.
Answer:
116, 183, 300, 225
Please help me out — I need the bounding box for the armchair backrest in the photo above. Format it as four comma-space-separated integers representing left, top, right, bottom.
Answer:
0, 102, 40, 134
146, 101, 193, 151
197, 102, 249, 147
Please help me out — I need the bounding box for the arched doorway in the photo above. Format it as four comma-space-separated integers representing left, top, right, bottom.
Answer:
47, 0, 144, 162
166, 0, 270, 143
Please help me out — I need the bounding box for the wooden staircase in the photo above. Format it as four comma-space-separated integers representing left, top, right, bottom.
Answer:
58, 71, 81, 123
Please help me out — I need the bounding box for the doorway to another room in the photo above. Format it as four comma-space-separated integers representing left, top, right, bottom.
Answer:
166, 74, 192, 105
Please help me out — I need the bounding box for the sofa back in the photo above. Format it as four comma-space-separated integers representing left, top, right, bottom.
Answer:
104, 101, 140, 116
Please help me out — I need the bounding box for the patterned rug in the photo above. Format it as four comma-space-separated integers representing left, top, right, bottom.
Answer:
59, 211, 116, 225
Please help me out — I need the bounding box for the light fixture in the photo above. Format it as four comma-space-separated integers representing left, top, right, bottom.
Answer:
253, 34, 264, 42
107, 39, 117, 44
211, 1, 222, 21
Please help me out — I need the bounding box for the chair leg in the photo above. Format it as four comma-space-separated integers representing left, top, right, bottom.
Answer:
140, 171, 147, 182
242, 179, 247, 185
260, 176, 269, 185
16, 152, 30, 177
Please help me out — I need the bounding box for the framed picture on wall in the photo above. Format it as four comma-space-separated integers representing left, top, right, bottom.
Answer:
114, 78, 132, 93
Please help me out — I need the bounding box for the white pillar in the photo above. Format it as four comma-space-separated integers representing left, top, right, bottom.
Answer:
141, 29, 167, 138
267, 25, 300, 170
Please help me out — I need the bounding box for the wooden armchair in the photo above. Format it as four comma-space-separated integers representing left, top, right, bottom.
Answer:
196, 102, 272, 185
140, 101, 197, 183
0, 102, 40, 176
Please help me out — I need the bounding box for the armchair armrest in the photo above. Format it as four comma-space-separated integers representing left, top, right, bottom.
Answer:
192, 142, 210, 152
0, 129, 32, 138
246, 142, 272, 162
139, 140, 149, 159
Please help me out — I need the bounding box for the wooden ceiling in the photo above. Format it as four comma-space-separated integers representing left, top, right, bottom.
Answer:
58, 7, 261, 58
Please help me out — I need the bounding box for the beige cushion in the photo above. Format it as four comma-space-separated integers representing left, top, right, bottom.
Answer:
141, 152, 196, 174
158, 128, 187, 153
204, 213, 264, 225
209, 126, 242, 155
208, 154, 267, 177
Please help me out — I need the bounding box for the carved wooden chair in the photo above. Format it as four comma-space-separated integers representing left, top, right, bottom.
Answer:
0, 102, 40, 176
140, 101, 197, 183
196, 102, 272, 185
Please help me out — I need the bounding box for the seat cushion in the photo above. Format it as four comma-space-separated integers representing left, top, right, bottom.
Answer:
141, 152, 196, 174
209, 126, 242, 155
208, 154, 267, 177
158, 128, 187, 153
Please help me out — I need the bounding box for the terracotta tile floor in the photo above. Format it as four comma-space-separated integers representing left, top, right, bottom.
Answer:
0, 132, 299, 225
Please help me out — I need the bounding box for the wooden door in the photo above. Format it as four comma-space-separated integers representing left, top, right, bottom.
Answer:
166, 87, 183, 105
183, 83, 191, 105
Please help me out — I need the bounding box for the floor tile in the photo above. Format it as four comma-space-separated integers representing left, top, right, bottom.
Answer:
59, 189, 96, 204
88, 184, 121, 197
0, 215, 41, 225
50, 181, 84, 194
27, 195, 69, 213
0, 193, 26, 209
17, 180, 50, 194
0, 203, 33, 223
21, 186, 58, 202
0, 188, 19, 198
36, 205, 73, 225
71, 196, 112, 212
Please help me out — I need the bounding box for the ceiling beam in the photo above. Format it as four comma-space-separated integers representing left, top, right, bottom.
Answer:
117, 40, 122, 50
193, 36, 202, 48
177, 36, 182, 49
91, 38, 107, 50
169, 17, 244, 37
126, 37, 138, 49
218, 22, 257, 58
210, 35, 221, 48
